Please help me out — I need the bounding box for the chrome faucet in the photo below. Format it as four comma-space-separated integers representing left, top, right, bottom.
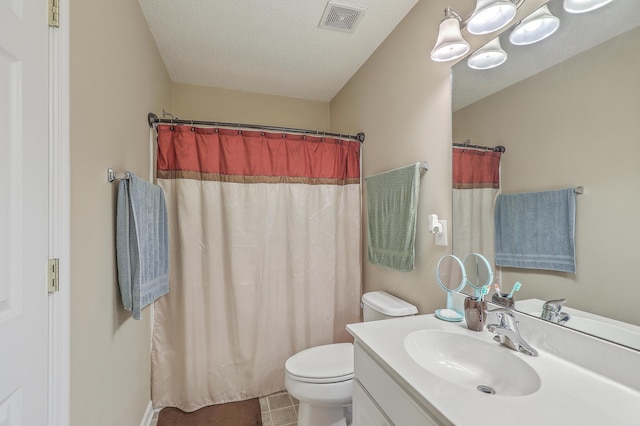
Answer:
541, 298, 571, 325
486, 307, 538, 357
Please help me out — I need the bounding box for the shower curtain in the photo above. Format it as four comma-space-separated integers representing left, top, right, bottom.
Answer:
452, 147, 502, 266
151, 125, 362, 412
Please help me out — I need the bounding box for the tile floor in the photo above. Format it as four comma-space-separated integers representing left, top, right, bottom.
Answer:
260, 390, 299, 426
149, 390, 298, 426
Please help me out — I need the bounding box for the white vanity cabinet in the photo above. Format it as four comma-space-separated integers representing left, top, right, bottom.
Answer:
353, 343, 445, 426
352, 381, 392, 426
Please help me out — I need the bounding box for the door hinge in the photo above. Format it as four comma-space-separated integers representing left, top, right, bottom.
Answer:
48, 258, 60, 293
48, 0, 60, 28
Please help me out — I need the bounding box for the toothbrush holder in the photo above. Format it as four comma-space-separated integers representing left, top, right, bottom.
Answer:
464, 296, 487, 331
491, 293, 516, 309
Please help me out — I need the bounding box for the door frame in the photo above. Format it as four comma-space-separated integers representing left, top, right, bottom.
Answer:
48, 2, 70, 425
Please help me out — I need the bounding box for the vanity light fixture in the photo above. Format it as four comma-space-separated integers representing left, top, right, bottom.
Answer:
430, 8, 470, 62
509, 5, 560, 46
467, 0, 518, 35
467, 37, 508, 69
563, 0, 615, 14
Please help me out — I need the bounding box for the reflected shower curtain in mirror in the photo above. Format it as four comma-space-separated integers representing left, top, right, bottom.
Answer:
452, 148, 502, 267
151, 125, 362, 412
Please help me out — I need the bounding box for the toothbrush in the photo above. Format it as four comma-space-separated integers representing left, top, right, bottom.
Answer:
479, 285, 489, 302
507, 282, 521, 298
493, 283, 502, 296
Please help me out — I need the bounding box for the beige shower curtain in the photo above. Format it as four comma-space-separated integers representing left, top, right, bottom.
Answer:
151, 125, 362, 412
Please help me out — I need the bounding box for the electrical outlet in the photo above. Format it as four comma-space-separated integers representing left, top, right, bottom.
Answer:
435, 219, 448, 246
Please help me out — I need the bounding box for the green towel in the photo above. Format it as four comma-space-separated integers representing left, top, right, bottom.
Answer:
365, 163, 421, 272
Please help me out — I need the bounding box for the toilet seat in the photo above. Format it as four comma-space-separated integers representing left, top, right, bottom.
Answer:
285, 343, 354, 384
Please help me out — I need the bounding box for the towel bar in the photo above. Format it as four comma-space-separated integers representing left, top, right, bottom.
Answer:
107, 168, 130, 183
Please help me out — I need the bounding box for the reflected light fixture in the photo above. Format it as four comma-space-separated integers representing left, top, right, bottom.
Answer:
564, 0, 615, 14
509, 5, 560, 45
430, 8, 470, 62
467, 0, 518, 35
467, 37, 508, 70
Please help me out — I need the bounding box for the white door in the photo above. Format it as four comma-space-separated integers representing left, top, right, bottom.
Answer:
0, 0, 51, 424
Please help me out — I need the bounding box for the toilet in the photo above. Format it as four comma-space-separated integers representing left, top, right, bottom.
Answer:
284, 291, 418, 426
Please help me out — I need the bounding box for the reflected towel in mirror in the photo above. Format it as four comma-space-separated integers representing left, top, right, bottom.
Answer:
495, 188, 576, 273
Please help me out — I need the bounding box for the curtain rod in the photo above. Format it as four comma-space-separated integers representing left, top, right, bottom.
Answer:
454, 139, 506, 153
147, 112, 365, 143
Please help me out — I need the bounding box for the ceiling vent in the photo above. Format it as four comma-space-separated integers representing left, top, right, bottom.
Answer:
319, 2, 366, 33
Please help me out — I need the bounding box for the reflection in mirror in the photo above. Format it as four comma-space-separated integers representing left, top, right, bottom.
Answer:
435, 255, 466, 322
517, 299, 640, 351
462, 253, 493, 299
452, 0, 640, 350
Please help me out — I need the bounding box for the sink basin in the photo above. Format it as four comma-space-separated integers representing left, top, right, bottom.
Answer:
404, 330, 541, 396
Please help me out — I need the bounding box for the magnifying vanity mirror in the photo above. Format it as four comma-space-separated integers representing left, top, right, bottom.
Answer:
435, 255, 466, 322
463, 253, 493, 299
452, 0, 640, 350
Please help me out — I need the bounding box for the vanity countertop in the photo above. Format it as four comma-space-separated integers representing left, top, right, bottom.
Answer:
347, 314, 640, 426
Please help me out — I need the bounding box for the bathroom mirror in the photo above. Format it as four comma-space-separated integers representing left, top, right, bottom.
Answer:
463, 253, 493, 299
452, 0, 640, 350
435, 255, 466, 322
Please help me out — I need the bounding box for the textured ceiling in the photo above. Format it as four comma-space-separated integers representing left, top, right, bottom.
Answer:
138, 0, 419, 102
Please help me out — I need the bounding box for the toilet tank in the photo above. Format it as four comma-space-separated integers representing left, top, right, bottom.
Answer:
361, 291, 418, 322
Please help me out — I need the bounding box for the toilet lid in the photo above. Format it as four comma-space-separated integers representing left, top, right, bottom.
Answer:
285, 343, 354, 384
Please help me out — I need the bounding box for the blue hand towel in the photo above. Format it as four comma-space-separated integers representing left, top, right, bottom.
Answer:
365, 163, 421, 272
495, 188, 576, 273
116, 173, 169, 319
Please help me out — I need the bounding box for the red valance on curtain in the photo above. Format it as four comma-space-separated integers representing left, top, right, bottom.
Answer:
156, 125, 361, 184
452, 148, 501, 189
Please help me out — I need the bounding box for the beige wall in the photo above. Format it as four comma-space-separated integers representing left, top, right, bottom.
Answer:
171, 83, 330, 130
453, 27, 640, 326
70, 0, 171, 424
329, 0, 549, 313
330, 0, 461, 314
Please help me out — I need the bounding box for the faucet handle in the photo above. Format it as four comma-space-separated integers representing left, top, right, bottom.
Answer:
542, 298, 567, 313
487, 306, 522, 330
486, 307, 512, 328
487, 306, 514, 317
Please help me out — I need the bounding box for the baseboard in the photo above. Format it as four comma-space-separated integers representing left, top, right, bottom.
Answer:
139, 401, 158, 426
